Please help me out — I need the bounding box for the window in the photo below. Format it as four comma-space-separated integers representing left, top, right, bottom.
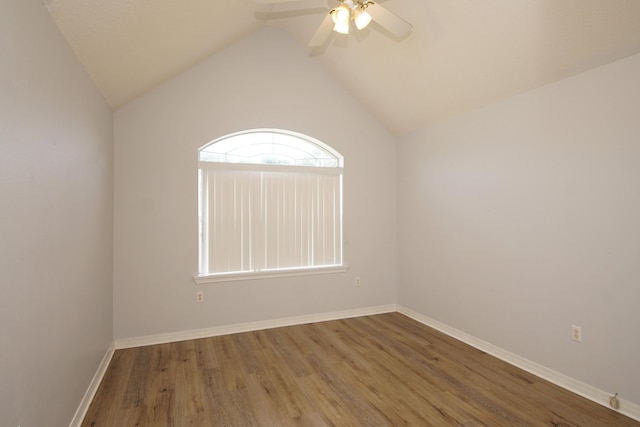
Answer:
196, 129, 345, 283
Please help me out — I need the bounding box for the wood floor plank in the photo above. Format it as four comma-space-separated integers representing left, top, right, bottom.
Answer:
121, 345, 155, 410
82, 313, 640, 426
146, 343, 177, 426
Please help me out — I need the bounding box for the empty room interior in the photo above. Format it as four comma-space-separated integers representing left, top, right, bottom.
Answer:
2, 0, 640, 425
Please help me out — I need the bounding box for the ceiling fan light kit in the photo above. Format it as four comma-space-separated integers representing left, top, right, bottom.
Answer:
330, 1, 372, 35
256, 0, 412, 47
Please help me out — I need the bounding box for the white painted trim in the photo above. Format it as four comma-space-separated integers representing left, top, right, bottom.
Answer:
194, 264, 349, 284
397, 306, 640, 422
199, 161, 343, 175
115, 304, 398, 349
69, 342, 115, 427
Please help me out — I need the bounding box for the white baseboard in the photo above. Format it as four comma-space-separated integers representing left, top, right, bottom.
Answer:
115, 304, 398, 349
397, 305, 640, 423
69, 342, 115, 427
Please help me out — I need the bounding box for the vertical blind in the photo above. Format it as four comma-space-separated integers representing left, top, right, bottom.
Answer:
199, 163, 343, 275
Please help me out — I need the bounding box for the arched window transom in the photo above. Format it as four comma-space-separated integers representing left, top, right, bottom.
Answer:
199, 129, 342, 168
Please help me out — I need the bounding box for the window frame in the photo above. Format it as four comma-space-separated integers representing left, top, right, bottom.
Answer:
194, 129, 348, 284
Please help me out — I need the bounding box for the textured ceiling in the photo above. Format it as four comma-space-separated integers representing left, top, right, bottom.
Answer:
43, 0, 640, 135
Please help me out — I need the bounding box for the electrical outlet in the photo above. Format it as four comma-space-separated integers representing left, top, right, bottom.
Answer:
571, 325, 582, 342
196, 291, 204, 303
355, 277, 361, 287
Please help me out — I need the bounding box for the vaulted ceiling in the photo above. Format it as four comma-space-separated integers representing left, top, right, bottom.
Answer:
43, 0, 640, 134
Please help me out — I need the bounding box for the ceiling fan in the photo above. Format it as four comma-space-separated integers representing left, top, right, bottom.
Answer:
255, 0, 413, 47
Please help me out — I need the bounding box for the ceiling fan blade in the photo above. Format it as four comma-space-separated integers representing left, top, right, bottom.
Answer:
254, 0, 308, 4
309, 12, 334, 47
366, 2, 412, 38
254, 0, 326, 12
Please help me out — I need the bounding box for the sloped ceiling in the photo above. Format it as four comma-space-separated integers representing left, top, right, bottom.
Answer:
43, 0, 640, 135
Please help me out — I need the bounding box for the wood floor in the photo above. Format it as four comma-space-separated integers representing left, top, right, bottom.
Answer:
82, 313, 639, 426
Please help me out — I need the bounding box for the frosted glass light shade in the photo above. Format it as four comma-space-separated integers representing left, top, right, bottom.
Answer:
331, 4, 351, 34
333, 21, 350, 34
354, 8, 372, 30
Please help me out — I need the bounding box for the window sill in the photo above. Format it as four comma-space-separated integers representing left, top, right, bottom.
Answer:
193, 265, 350, 284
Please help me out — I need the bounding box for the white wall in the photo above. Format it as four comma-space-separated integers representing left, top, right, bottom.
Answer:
398, 54, 640, 405
113, 27, 397, 340
0, 1, 113, 426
